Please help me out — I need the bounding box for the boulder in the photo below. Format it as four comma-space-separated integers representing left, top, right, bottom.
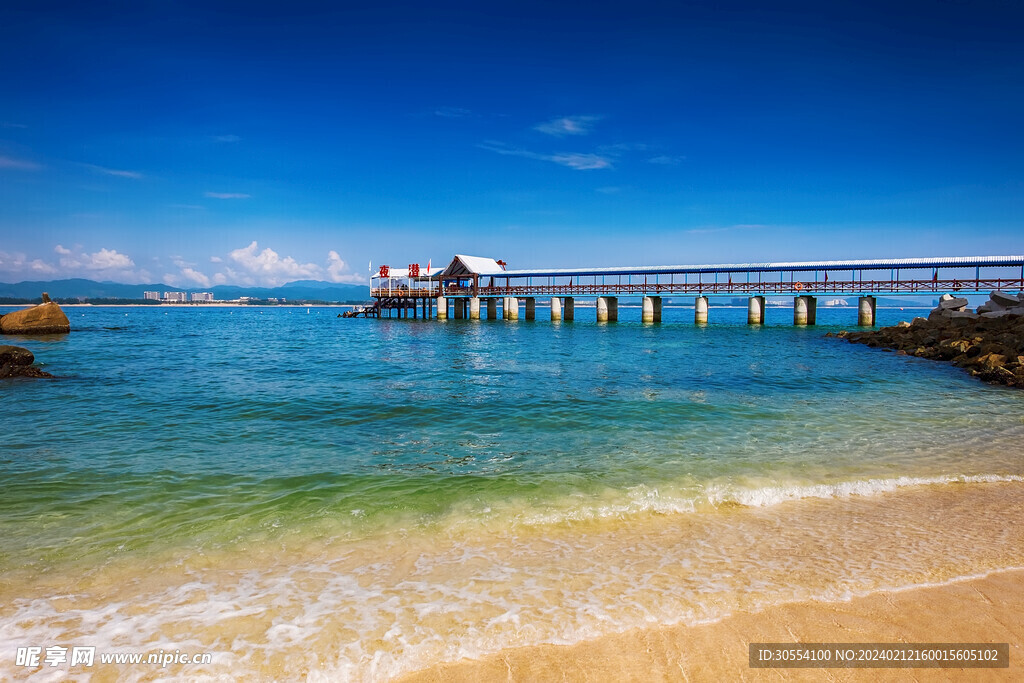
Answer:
0, 345, 34, 366
949, 310, 979, 320
0, 301, 70, 335
0, 344, 53, 379
938, 297, 969, 311
991, 291, 1021, 307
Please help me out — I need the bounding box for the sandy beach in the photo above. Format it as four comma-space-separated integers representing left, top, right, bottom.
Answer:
402, 569, 1023, 682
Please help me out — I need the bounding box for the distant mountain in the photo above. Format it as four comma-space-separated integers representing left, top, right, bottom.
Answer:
0, 278, 370, 303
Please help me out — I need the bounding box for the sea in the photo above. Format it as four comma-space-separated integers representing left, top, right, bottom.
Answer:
1, 303, 1023, 681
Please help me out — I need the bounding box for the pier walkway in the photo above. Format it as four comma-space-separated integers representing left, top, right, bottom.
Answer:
370, 255, 1024, 325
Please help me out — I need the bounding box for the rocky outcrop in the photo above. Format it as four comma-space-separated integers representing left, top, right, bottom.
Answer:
0, 294, 70, 335
829, 292, 1024, 388
0, 345, 54, 379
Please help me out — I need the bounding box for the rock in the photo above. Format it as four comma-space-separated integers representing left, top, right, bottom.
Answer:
0, 345, 34, 366
939, 293, 955, 302
832, 314, 1024, 389
939, 297, 969, 311
991, 291, 1021, 307
0, 344, 53, 379
0, 301, 70, 335
911, 317, 929, 326
897, 321, 911, 328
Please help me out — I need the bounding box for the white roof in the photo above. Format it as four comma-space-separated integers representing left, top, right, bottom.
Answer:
441, 254, 507, 277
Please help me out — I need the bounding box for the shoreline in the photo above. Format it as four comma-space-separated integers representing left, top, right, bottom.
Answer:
401, 568, 1024, 682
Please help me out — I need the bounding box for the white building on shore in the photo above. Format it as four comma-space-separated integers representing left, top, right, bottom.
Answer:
143, 291, 160, 300
191, 292, 214, 302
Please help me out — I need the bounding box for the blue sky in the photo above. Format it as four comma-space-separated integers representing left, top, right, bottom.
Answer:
1, 0, 1022, 286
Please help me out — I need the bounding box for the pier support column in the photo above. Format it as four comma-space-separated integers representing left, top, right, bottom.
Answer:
695, 296, 709, 324
564, 297, 575, 321
507, 297, 519, 320
642, 296, 655, 323
858, 296, 876, 326
487, 298, 497, 320
502, 297, 509, 320
469, 296, 481, 320
454, 298, 464, 319
525, 297, 536, 320
793, 295, 817, 325
596, 296, 609, 322
550, 296, 562, 321
609, 297, 618, 322
653, 296, 662, 323
747, 296, 766, 325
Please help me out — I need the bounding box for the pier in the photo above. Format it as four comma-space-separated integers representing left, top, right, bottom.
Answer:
369, 255, 1024, 325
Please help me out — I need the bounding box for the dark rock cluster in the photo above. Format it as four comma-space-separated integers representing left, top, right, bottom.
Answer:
828, 291, 1024, 388
0, 345, 54, 379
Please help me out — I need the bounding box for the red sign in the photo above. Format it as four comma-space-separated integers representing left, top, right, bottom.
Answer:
378, 265, 390, 278
408, 263, 420, 277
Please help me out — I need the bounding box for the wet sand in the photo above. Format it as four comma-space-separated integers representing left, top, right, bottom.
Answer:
402, 568, 1024, 682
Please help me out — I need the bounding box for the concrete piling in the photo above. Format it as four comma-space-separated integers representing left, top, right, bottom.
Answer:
469, 296, 481, 320
487, 298, 497, 320
564, 297, 575, 321
695, 296, 709, 324
525, 297, 536, 320
550, 296, 562, 321
507, 297, 519, 320
436, 296, 447, 320
794, 295, 817, 325
858, 296, 876, 326
748, 296, 765, 325
642, 296, 655, 323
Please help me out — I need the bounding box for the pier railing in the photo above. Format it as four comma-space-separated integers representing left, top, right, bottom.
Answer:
374, 278, 1024, 298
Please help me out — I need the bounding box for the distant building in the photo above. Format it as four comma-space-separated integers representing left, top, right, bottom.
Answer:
163, 292, 188, 302
143, 291, 160, 300
191, 292, 214, 302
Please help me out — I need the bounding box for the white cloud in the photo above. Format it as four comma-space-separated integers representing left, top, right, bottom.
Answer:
54, 244, 135, 271
684, 224, 769, 235
434, 107, 472, 118
479, 142, 612, 171
0, 250, 57, 276
82, 163, 144, 179
0, 244, 143, 281
534, 116, 600, 137
549, 153, 612, 170
181, 267, 211, 288
325, 250, 365, 284
228, 241, 320, 286
205, 192, 251, 199
210, 256, 223, 263
0, 155, 42, 171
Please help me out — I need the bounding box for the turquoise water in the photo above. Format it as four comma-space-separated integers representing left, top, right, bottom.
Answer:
2, 304, 1023, 680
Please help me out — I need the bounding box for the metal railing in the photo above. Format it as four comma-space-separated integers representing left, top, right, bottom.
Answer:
372, 279, 1023, 298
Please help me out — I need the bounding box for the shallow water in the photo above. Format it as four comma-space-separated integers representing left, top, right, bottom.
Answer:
2, 304, 1022, 680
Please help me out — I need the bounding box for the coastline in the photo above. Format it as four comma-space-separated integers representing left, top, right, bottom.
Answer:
401, 568, 1024, 682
